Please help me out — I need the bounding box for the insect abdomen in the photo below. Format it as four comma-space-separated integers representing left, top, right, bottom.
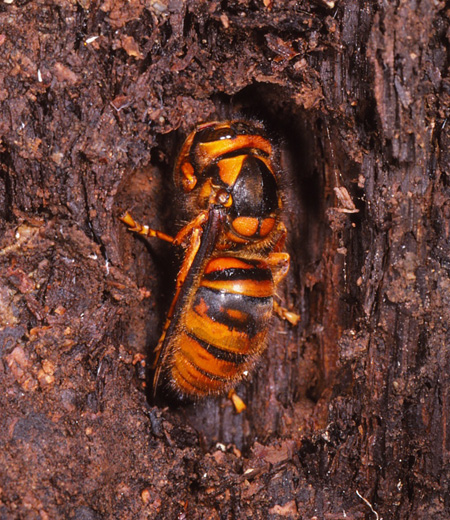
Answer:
170, 257, 274, 396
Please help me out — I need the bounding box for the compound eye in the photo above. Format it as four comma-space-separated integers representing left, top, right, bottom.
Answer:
216, 189, 233, 207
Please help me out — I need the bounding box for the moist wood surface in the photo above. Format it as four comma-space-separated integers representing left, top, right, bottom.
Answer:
0, 1, 449, 518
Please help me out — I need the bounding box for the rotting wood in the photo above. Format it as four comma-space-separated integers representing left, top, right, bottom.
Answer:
0, 1, 449, 518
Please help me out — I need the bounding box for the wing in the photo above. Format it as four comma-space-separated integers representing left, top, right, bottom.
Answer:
152, 205, 225, 398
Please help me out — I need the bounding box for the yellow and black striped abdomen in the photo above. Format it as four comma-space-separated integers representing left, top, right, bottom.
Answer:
170, 257, 274, 396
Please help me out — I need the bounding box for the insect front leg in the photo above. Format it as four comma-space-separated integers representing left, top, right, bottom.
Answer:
171, 210, 209, 246
120, 209, 209, 247
120, 211, 175, 243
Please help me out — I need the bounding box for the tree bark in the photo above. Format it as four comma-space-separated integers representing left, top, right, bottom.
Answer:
1, 1, 449, 518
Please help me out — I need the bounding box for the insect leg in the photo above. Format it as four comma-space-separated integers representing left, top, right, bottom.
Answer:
120, 211, 175, 243
228, 389, 247, 414
267, 250, 301, 326
272, 221, 287, 252
273, 300, 300, 326
172, 210, 209, 246
267, 251, 290, 285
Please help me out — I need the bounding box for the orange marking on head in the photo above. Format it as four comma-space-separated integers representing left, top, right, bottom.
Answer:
232, 216, 259, 237
259, 217, 275, 237
217, 155, 246, 186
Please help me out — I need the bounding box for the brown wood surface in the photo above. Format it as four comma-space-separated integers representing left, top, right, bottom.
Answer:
0, 1, 449, 518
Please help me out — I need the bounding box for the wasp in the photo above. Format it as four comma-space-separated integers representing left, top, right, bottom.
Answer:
121, 120, 299, 410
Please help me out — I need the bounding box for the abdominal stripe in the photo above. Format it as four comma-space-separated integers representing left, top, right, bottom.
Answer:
185, 331, 248, 364
193, 287, 272, 337
203, 267, 272, 282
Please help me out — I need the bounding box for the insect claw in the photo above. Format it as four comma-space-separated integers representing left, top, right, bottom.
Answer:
119, 210, 137, 228
273, 301, 301, 325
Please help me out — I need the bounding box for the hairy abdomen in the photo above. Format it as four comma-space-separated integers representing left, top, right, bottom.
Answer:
170, 256, 274, 396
